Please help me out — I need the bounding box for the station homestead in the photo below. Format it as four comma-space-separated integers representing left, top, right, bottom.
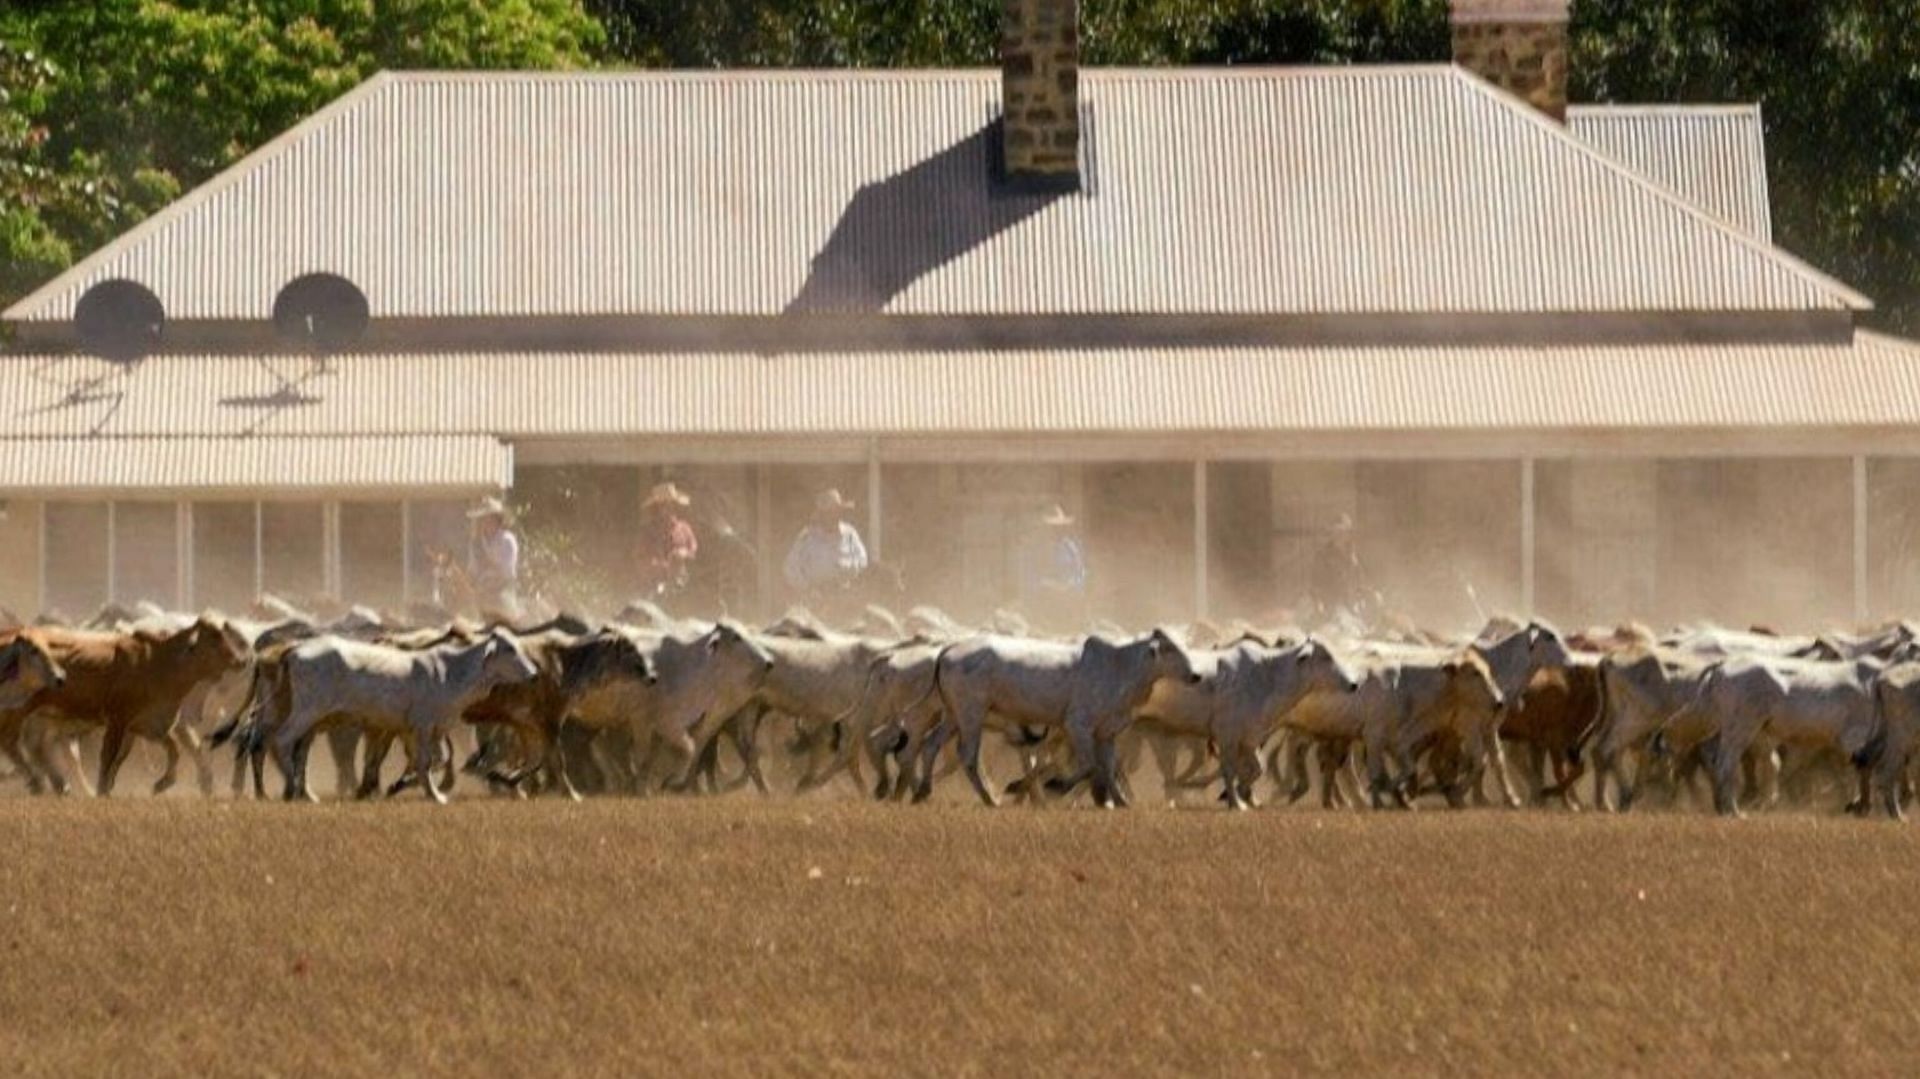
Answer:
6, 0, 1920, 631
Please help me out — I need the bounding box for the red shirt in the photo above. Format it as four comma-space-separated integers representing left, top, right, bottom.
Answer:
640, 511, 698, 567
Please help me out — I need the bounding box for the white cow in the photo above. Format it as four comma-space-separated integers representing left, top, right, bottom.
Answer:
1209, 637, 1360, 810
931, 629, 1201, 808
1664, 655, 1882, 817
267, 630, 539, 803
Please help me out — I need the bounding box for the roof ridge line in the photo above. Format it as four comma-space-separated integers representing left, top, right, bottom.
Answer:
1568, 103, 1762, 117
377, 64, 1457, 84
1449, 68, 1870, 311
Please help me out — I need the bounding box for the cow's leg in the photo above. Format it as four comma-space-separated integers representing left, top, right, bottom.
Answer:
652, 722, 700, 794
732, 711, 769, 796
179, 724, 216, 797
19, 724, 66, 796
325, 727, 360, 800
1880, 748, 1909, 821
1285, 737, 1315, 806
1485, 726, 1523, 810
97, 722, 135, 798
953, 707, 998, 808
1706, 733, 1746, 819
270, 712, 314, 802
1318, 742, 1346, 810
358, 734, 393, 800
545, 723, 583, 802
1094, 734, 1125, 809
0, 717, 46, 794
911, 719, 951, 804
413, 726, 448, 805
1045, 717, 1098, 802
152, 727, 185, 796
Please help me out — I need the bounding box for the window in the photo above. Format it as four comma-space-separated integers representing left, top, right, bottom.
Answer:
192, 502, 257, 613
113, 501, 178, 608
261, 502, 324, 603
341, 502, 404, 610
44, 503, 108, 618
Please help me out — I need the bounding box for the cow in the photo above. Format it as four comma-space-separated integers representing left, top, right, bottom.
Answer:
929, 629, 1201, 809
1208, 637, 1360, 810
733, 630, 919, 796
0, 617, 249, 796
264, 630, 540, 803
615, 622, 777, 795
832, 643, 951, 802
1499, 657, 1604, 810
418, 626, 657, 800
1662, 655, 1882, 818
1590, 647, 1725, 812
1660, 624, 1829, 661
1869, 662, 1920, 819
1281, 643, 1504, 810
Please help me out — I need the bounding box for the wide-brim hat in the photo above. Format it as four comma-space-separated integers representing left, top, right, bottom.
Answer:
814, 488, 857, 514
645, 481, 692, 509
1041, 504, 1075, 527
1330, 512, 1355, 533
466, 496, 510, 521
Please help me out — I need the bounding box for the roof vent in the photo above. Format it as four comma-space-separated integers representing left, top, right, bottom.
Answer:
73, 279, 165, 363
273, 273, 370, 354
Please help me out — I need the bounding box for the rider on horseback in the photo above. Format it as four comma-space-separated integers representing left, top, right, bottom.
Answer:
637, 482, 699, 599
783, 488, 869, 617
464, 497, 522, 620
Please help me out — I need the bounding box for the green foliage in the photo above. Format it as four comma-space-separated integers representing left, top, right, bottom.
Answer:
0, 0, 601, 308
1570, 1, 1920, 332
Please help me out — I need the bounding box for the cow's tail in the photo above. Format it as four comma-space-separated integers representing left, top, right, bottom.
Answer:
1567, 668, 1606, 768
209, 660, 269, 749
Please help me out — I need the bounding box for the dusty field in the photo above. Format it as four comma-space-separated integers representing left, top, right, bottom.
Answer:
1, 800, 1917, 1077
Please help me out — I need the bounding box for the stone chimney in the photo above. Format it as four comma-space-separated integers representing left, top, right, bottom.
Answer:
1450, 0, 1570, 120
1001, 0, 1081, 189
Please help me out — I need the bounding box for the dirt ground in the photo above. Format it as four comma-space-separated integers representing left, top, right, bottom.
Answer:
2, 799, 1917, 1077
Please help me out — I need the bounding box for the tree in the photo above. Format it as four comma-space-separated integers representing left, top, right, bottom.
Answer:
0, 0, 603, 309
1, 40, 175, 309
1571, 0, 1920, 333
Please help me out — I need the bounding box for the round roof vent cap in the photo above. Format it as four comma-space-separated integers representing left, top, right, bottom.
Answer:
73, 279, 165, 363
273, 273, 370, 353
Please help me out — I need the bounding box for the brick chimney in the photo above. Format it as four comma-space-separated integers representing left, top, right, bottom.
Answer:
1450, 0, 1570, 120
1001, 0, 1081, 189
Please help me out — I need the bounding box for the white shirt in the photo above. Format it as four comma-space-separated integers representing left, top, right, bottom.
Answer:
783, 522, 869, 591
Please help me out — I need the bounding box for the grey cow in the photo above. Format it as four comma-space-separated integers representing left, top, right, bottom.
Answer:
931, 629, 1201, 808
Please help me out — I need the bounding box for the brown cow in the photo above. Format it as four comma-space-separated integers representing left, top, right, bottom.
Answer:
1499, 657, 1604, 810
0, 617, 249, 796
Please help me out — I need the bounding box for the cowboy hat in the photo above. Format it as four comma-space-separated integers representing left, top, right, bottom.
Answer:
466, 496, 510, 521
1040, 504, 1075, 527
814, 488, 857, 514
1330, 512, 1355, 533
644, 481, 692, 509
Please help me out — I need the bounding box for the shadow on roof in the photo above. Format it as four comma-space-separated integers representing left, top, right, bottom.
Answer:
784, 119, 1066, 314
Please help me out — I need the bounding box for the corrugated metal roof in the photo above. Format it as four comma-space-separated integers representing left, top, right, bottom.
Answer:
4, 333, 1919, 439
0, 436, 509, 496
1569, 105, 1773, 242
4, 67, 1866, 323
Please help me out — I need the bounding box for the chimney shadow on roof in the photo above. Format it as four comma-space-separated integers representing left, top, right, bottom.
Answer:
784, 119, 1066, 315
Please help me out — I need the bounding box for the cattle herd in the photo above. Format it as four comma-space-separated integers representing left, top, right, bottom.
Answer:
2, 596, 1919, 819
